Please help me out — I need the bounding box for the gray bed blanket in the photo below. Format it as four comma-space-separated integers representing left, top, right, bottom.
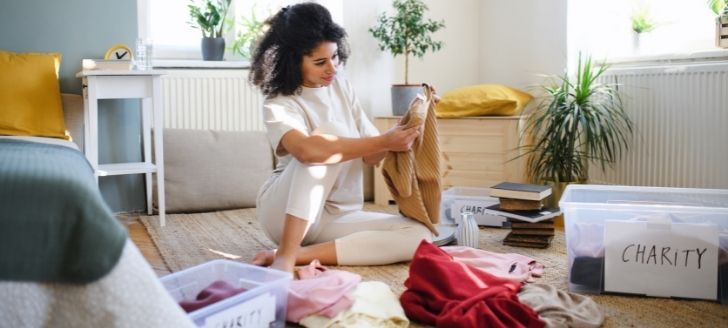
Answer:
0, 139, 127, 283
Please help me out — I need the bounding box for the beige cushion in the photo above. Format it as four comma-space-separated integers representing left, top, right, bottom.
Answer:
157, 129, 273, 213
61, 93, 84, 151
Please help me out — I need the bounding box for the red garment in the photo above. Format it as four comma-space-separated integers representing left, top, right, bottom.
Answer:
179, 280, 247, 313
400, 241, 544, 328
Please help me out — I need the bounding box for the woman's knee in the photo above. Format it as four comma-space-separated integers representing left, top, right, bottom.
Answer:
400, 223, 433, 244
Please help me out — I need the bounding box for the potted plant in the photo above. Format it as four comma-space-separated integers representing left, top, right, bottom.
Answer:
709, 0, 728, 48
188, 0, 231, 61
369, 0, 445, 116
519, 54, 634, 207
630, 7, 657, 53
229, 8, 267, 60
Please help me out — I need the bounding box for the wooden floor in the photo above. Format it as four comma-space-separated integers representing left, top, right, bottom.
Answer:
124, 218, 171, 276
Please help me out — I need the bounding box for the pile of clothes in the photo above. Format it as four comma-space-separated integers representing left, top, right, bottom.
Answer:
401, 241, 604, 327
178, 241, 605, 327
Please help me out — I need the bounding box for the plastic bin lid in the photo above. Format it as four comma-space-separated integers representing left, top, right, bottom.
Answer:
560, 184, 728, 211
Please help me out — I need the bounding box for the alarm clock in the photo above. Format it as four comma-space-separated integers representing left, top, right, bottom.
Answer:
104, 44, 133, 60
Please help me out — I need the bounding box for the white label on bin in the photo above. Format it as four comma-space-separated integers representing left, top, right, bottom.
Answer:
203, 292, 276, 328
452, 200, 505, 227
604, 220, 718, 300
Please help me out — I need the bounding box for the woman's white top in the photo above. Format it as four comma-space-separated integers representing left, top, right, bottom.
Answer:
261, 76, 380, 214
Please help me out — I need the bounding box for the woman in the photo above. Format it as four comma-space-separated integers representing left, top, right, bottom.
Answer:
249, 2, 432, 274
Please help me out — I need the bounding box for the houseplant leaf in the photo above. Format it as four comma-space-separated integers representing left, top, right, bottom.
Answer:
519, 53, 634, 183
368, 0, 445, 85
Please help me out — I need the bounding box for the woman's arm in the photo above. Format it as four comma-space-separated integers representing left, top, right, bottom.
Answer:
280, 125, 420, 165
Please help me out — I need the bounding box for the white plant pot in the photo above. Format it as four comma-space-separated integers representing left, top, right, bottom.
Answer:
632, 32, 641, 54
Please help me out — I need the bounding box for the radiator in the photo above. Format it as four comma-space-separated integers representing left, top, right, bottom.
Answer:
589, 62, 728, 189
161, 69, 265, 131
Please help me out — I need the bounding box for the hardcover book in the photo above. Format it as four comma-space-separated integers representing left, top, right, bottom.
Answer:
504, 233, 553, 244
484, 204, 562, 223
510, 221, 554, 229
490, 182, 552, 201
499, 197, 543, 210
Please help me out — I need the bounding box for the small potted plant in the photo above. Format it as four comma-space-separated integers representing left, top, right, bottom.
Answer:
709, 0, 728, 48
369, 0, 445, 116
188, 0, 231, 61
229, 8, 268, 60
630, 7, 657, 53
519, 54, 634, 207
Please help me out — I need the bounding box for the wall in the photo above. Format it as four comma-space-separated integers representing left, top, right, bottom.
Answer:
0, 0, 146, 212
479, 0, 568, 90
345, 0, 567, 116
342, 0, 394, 118
396, 0, 482, 94
347, 0, 482, 116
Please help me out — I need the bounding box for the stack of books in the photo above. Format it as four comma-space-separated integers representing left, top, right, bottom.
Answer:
503, 219, 555, 248
488, 182, 561, 248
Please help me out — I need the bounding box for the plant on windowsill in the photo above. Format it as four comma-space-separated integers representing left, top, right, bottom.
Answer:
708, 0, 728, 48
369, 0, 445, 116
518, 54, 634, 208
630, 7, 657, 53
228, 7, 268, 60
188, 0, 232, 61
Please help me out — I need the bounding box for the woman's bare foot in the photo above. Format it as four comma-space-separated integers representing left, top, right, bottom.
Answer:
251, 250, 275, 266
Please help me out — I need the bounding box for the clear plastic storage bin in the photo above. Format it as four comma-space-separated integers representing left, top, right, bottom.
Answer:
160, 259, 292, 327
560, 185, 728, 303
441, 187, 507, 227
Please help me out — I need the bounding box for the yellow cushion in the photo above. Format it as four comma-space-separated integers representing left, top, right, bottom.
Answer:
0, 51, 68, 139
435, 84, 533, 118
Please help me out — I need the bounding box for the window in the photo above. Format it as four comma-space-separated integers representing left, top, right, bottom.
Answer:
568, 0, 722, 63
137, 0, 343, 60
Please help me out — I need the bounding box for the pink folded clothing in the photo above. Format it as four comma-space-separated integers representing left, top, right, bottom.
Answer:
442, 246, 544, 283
287, 260, 361, 323
179, 280, 247, 313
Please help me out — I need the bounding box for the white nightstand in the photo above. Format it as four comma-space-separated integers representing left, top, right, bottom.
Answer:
76, 69, 167, 226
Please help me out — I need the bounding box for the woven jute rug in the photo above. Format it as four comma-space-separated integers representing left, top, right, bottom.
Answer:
139, 205, 727, 327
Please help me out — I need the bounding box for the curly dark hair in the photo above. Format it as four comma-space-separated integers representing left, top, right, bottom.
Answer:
249, 2, 350, 97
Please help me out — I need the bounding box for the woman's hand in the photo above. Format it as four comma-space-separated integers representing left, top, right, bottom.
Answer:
382, 124, 421, 152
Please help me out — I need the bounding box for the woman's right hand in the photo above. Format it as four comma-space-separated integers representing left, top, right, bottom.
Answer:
382, 124, 421, 152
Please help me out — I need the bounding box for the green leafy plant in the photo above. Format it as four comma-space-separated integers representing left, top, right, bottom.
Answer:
229, 8, 267, 59
708, 0, 728, 15
369, 0, 445, 84
630, 7, 657, 34
188, 0, 232, 38
520, 54, 634, 183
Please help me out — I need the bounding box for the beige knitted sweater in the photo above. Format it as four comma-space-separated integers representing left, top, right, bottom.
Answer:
382, 85, 441, 235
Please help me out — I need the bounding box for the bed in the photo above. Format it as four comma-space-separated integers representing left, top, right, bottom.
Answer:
0, 93, 194, 327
